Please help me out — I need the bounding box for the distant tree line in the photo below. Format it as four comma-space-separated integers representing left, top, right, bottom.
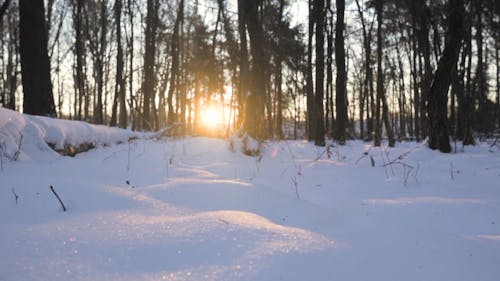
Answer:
0, 0, 498, 152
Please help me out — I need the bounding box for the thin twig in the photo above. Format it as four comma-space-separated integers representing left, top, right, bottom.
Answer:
13, 134, 23, 161
313, 149, 326, 161
490, 135, 499, 147
355, 152, 368, 165
50, 185, 67, 212
11, 188, 18, 205
291, 175, 300, 200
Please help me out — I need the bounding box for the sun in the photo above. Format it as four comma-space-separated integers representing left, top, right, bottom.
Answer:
200, 105, 223, 129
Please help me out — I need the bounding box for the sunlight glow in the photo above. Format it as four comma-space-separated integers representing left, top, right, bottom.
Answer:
201, 105, 223, 129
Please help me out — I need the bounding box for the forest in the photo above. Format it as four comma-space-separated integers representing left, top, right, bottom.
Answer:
0, 0, 499, 153
1, 1, 500, 279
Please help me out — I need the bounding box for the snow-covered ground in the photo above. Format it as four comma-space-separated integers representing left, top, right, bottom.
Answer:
1, 108, 499, 281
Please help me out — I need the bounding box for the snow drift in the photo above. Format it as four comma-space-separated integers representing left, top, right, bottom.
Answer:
0, 108, 136, 160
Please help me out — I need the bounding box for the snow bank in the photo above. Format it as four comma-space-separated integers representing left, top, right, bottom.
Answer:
0, 108, 137, 161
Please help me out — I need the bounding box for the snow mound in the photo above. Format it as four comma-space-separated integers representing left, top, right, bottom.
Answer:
0, 108, 137, 161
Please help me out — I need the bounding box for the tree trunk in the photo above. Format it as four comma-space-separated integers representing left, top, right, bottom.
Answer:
475, 0, 487, 132
19, 0, 56, 117
325, 0, 334, 137
461, 17, 473, 144
334, 0, 348, 144
373, 0, 382, 146
496, 36, 500, 130
237, 0, 249, 130
72, 0, 85, 120
306, 0, 315, 141
396, 43, 406, 138
127, 0, 134, 129
94, 0, 107, 124
5, 7, 18, 111
142, 0, 157, 130
243, 0, 266, 139
110, 0, 127, 128
167, 0, 183, 128
428, 0, 464, 152
314, 0, 325, 146
275, 0, 285, 139
409, 35, 419, 142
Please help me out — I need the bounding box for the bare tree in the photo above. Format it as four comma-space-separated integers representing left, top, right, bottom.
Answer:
19, 0, 56, 117
334, 0, 348, 144
428, 0, 465, 152
110, 0, 127, 128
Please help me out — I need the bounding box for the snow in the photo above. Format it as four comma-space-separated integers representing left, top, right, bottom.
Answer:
0, 108, 139, 161
1, 108, 500, 281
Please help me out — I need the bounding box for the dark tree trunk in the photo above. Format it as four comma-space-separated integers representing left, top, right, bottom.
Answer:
415, 2, 432, 140
306, 0, 315, 141
396, 44, 406, 138
72, 0, 86, 120
94, 0, 107, 124
19, 0, 56, 117
167, 0, 183, 128
475, 0, 487, 132
325, 0, 334, 137
5, 8, 18, 111
142, 0, 157, 130
374, 0, 382, 146
127, 0, 134, 129
461, 16, 475, 145
428, 0, 464, 153
410, 32, 420, 141
496, 37, 500, 130
314, 0, 325, 146
110, 0, 127, 128
244, 0, 266, 139
237, 0, 249, 130
275, 0, 285, 139
334, 0, 348, 144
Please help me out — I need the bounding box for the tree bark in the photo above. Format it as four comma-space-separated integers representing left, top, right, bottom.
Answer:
306, 0, 315, 141
237, 0, 249, 130
243, 0, 266, 139
326, 0, 334, 137
19, 0, 56, 117
334, 0, 348, 144
275, 0, 285, 139
110, 0, 127, 128
428, 0, 464, 152
475, 0, 487, 132
142, 0, 158, 130
374, 0, 382, 146
167, 0, 183, 128
94, 0, 107, 124
127, 0, 134, 129
314, 0, 325, 146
